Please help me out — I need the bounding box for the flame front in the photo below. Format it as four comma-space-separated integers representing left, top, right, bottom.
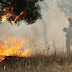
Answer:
0, 36, 32, 62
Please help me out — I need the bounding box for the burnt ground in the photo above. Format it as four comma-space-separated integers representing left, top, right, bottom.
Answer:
0, 55, 72, 72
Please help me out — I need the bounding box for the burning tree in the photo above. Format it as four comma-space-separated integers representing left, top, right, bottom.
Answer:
0, 0, 50, 62
0, 0, 43, 25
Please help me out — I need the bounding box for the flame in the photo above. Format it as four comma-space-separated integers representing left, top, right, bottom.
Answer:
1, 7, 26, 24
20, 49, 32, 57
1, 7, 14, 22
1, 13, 10, 22
0, 36, 32, 62
11, 11, 24, 24
0, 56, 5, 62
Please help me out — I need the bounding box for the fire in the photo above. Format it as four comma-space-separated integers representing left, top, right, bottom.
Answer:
1, 13, 10, 22
20, 49, 32, 57
1, 7, 13, 23
1, 8, 25, 25
11, 11, 24, 24
0, 36, 32, 62
0, 56, 5, 62
1, 6, 26, 25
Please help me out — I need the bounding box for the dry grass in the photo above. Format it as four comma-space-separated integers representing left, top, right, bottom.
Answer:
0, 54, 72, 72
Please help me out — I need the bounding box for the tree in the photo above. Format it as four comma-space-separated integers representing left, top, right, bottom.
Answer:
0, 0, 43, 25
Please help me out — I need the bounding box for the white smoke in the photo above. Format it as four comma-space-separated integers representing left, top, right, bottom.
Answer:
0, 0, 70, 55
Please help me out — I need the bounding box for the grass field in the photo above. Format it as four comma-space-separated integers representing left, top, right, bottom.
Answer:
0, 54, 72, 72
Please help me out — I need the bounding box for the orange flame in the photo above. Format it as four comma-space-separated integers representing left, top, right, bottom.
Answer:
1, 12, 10, 22
1, 7, 14, 23
1, 6, 26, 24
11, 11, 24, 24
20, 49, 32, 57
0, 36, 32, 62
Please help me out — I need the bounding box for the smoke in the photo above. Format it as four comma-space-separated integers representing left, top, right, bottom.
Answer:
56, 0, 72, 16
0, 0, 70, 55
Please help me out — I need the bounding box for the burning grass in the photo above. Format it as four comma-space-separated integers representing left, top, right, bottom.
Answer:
0, 37, 71, 72
0, 36, 32, 62
0, 36, 71, 72
0, 36, 72, 72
